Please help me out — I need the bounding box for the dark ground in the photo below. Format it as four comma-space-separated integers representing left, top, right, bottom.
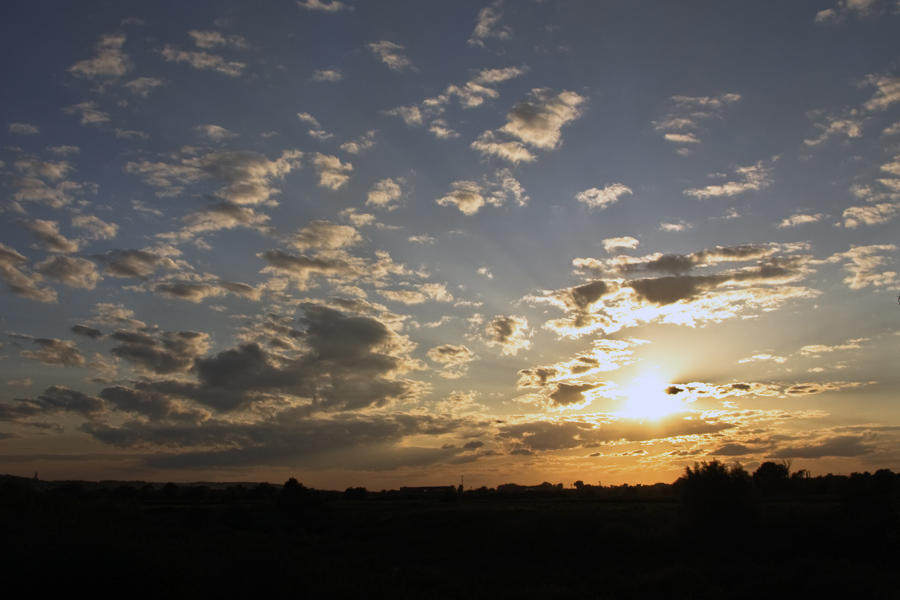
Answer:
2, 470, 899, 599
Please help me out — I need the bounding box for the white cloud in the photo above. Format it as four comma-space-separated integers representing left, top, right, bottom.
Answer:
654, 93, 740, 149
825, 244, 897, 289
429, 119, 460, 139
603, 237, 640, 252
123, 77, 167, 97
684, 159, 774, 199
312, 153, 352, 189
368, 41, 414, 72
437, 181, 485, 215
367, 178, 403, 208
69, 33, 131, 80
63, 101, 110, 125
576, 183, 633, 210
804, 114, 863, 145
498, 88, 586, 149
779, 213, 825, 228
125, 148, 303, 205
8, 123, 38, 135
471, 131, 535, 163
291, 221, 360, 251
468, 1, 511, 47
72, 215, 118, 240
841, 203, 900, 228
188, 30, 248, 49
194, 124, 235, 142
297, 0, 352, 11
340, 130, 376, 154
863, 74, 900, 111
160, 45, 246, 77
312, 69, 343, 82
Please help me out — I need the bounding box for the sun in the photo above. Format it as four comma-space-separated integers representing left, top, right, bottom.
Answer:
615, 372, 685, 420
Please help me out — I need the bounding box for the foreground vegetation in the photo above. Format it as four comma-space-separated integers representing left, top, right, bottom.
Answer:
2, 462, 898, 598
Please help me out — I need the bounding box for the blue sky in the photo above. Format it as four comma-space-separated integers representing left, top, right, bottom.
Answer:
2, 0, 899, 488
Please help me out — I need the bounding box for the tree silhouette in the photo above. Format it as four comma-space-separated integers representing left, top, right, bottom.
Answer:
677, 460, 757, 534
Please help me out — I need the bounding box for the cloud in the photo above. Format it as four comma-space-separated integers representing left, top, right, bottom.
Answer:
654, 93, 740, 149
468, 1, 511, 47
20, 219, 79, 253
368, 41, 414, 72
518, 339, 643, 388
194, 124, 236, 142
576, 184, 633, 210
21, 338, 85, 366
125, 148, 302, 204
0, 386, 105, 423
482, 315, 531, 356
602, 237, 639, 252
863, 74, 900, 111
72, 215, 118, 240
291, 221, 360, 251
152, 279, 261, 303
71, 324, 103, 339
35, 256, 101, 289
436, 170, 528, 215
367, 178, 403, 208
497, 413, 733, 451
68, 33, 131, 80
824, 244, 897, 289
798, 338, 866, 355
179, 202, 271, 238
160, 45, 246, 77
312, 153, 352, 189
381, 283, 454, 305
498, 88, 586, 149
63, 101, 109, 125
8, 123, 39, 135
471, 131, 535, 163
297, 0, 352, 11
804, 114, 863, 145
110, 329, 210, 375
101, 248, 182, 279
99, 385, 209, 423
123, 76, 167, 97
0, 242, 57, 303
188, 30, 248, 49
683, 159, 774, 199
778, 213, 825, 228
437, 180, 485, 215
429, 119, 460, 139
340, 130, 376, 154
770, 435, 873, 458
428, 344, 475, 378
842, 203, 900, 228
312, 69, 343, 82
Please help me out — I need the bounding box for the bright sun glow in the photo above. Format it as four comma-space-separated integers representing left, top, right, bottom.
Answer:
615, 373, 685, 420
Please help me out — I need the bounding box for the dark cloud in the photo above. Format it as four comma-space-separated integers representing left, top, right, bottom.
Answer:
99, 385, 208, 423
769, 435, 874, 458
0, 386, 105, 423
548, 382, 601, 407
71, 324, 103, 339
665, 386, 684, 395
101, 249, 180, 279
21, 338, 85, 366
110, 329, 210, 375
35, 255, 101, 289
498, 413, 733, 451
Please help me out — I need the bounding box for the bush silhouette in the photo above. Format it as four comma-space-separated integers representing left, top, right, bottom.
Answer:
677, 460, 757, 535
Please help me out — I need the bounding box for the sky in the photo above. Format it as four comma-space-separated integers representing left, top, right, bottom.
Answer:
1, 0, 899, 489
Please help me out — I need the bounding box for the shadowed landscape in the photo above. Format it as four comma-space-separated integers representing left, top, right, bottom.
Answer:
4, 461, 899, 598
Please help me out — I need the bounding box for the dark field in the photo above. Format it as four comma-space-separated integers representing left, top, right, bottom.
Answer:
2, 467, 899, 599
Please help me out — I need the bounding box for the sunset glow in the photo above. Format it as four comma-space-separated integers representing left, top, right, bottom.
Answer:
1, 0, 899, 489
